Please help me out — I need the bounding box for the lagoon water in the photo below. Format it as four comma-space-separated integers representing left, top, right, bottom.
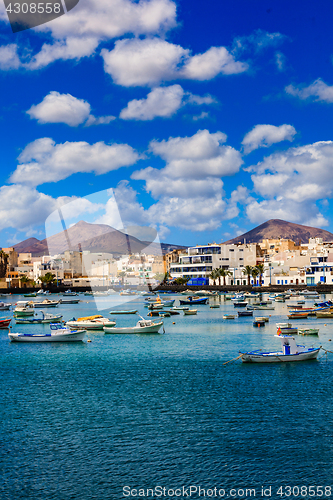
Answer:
1, 292, 333, 499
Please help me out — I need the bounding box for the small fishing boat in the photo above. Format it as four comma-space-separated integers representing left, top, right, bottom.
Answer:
36, 290, 50, 295
179, 297, 208, 305
233, 301, 248, 307
172, 306, 189, 311
0, 317, 11, 328
253, 320, 265, 327
84, 292, 94, 296
288, 312, 308, 319
298, 328, 319, 336
238, 310, 253, 317
0, 301, 11, 311
160, 312, 171, 317
162, 309, 180, 315
66, 315, 116, 330
109, 310, 138, 314
276, 322, 298, 334
14, 301, 34, 316
15, 312, 63, 324
184, 309, 197, 315
210, 304, 220, 308
104, 318, 163, 334
32, 299, 59, 308
148, 303, 164, 310
63, 290, 78, 296
240, 335, 321, 363
60, 299, 80, 304
255, 316, 269, 322
8, 323, 86, 342
24, 293, 37, 297
316, 310, 333, 318
223, 314, 235, 319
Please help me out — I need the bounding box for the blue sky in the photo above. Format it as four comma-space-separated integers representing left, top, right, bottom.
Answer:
0, 0, 333, 247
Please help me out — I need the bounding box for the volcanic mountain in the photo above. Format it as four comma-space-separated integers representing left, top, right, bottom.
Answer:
12, 221, 184, 256
224, 219, 333, 245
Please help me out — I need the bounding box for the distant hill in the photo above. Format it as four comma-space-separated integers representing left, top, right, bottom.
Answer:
12, 220, 184, 256
224, 219, 333, 245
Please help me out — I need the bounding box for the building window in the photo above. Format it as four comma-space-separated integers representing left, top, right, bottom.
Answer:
277, 280, 280, 284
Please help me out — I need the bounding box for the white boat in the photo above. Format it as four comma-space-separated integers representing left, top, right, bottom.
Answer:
104, 318, 163, 334
223, 314, 236, 319
298, 328, 319, 336
14, 301, 35, 316
0, 301, 11, 310
241, 335, 321, 363
184, 309, 197, 315
63, 290, 78, 296
107, 289, 118, 295
172, 306, 189, 311
15, 312, 63, 324
37, 289, 50, 295
66, 315, 116, 330
32, 299, 59, 308
8, 324, 86, 342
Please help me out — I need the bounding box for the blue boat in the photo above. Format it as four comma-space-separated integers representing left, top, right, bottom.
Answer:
179, 297, 209, 305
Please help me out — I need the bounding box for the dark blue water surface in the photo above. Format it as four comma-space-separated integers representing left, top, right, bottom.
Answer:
1, 293, 333, 499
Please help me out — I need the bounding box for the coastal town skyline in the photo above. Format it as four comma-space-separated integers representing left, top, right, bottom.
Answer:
0, 0, 333, 248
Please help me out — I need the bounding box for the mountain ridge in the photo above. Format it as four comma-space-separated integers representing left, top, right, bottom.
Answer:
9, 221, 184, 256
224, 219, 333, 245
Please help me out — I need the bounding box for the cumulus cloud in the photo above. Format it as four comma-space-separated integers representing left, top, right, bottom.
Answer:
147, 129, 242, 178
245, 140, 333, 227
242, 124, 296, 153
0, 184, 71, 232
275, 51, 286, 71
128, 130, 244, 231
27, 91, 115, 126
119, 85, 215, 120
10, 138, 140, 186
285, 78, 333, 103
101, 38, 248, 87
0, 0, 177, 69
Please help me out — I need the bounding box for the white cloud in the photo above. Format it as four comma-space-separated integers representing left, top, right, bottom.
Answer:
119, 85, 215, 120
10, 137, 140, 186
232, 29, 288, 55
101, 38, 248, 87
27, 91, 115, 126
128, 130, 244, 231
120, 85, 184, 120
148, 129, 242, 178
242, 124, 296, 153
181, 46, 247, 80
275, 51, 286, 71
285, 78, 333, 103
246, 199, 328, 228
192, 111, 209, 121
0, 44, 21, 70
0, 184, 70, 232
245, 140, 333, 227
0, 0, 177, 69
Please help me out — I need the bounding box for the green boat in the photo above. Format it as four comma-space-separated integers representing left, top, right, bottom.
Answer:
24, 293, 37, 297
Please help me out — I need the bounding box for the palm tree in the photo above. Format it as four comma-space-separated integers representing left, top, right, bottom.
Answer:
39, 272, 56, 288
209, 269, 219, 285
255, 263, 265, 286
19, 275, 32, 288
242, 265, 253, 286
218, 268, 232, 286
251, 267, 260, 286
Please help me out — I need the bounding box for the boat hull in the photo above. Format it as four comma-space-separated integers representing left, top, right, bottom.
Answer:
104, 322, 163, 334
241, 348, 320, 363
9, 330, 86, 342
66, 320, 116, 330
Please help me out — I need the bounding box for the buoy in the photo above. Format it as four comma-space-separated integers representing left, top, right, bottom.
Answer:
325, 324, 327, 326
172, 322, 175, 324
329, 339, 331, 342
87, 339, 91, 342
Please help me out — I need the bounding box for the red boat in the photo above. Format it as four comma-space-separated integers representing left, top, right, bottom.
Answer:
287, 312, 308, 320
0, 318, 11, 328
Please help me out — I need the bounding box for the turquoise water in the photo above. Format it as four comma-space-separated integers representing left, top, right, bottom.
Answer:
1, 293, 333, 499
